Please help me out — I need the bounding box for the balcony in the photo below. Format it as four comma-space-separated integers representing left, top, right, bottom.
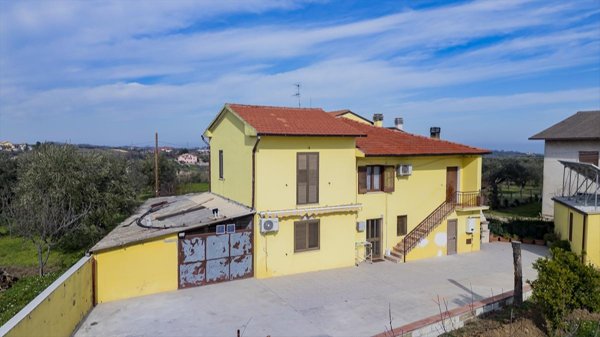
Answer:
453, 191, 488, 211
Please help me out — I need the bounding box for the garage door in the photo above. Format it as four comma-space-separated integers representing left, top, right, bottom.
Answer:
178, 229, 253, 289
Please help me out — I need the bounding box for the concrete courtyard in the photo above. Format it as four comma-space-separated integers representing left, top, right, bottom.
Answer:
75, 243, 548, 337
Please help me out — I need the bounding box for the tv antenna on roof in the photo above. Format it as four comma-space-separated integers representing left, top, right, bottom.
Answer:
293, 83, 301, 107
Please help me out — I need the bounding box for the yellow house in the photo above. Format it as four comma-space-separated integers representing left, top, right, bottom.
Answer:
204, 104, 490, 279
552, 160, 600, 267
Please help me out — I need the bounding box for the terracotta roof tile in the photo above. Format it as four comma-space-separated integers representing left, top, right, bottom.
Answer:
337, 118, 490, 156
227, 104, 364, 137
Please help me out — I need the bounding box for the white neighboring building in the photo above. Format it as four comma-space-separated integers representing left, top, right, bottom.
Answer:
530, 110, 600, 219
177, 153, 198, 164
0, 141, 15, 151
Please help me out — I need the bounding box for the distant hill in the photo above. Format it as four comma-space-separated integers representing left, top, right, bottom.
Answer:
486, 150, 543, 158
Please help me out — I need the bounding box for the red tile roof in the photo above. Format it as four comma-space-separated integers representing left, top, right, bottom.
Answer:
337, 117, 490, 156
223, 103, 488, 156
226, 104, 364, 137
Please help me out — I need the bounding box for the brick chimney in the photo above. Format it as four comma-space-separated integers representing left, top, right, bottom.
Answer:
373, 113, 383, 127
430, 127, 441, 139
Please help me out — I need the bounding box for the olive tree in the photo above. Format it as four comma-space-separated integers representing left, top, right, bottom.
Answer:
4, 144, 137, 275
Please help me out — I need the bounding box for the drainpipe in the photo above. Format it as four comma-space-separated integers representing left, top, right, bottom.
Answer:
251, 136, 261, 209
201, 135, 210, 192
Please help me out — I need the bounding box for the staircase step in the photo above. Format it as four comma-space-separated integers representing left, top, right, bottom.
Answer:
384, 254, 402, 263
390, 249, 403, 259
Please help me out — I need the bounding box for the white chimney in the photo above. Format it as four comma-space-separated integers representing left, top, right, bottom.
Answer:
394, 117, 404, 131
373, 113, 384, 127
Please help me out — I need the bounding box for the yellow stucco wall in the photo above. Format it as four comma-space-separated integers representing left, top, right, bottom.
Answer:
254, 213, 357, 278
5, 257, 93, 337
94, 234, 178, 303
339, 112, 372, 125
405, 212, 480, 261
554, 202, 600, 267
586, 214, 600, 267
253, 136, 359, 278
208, 109, 255, 207
356, 155, 483, 260
206, 109, 485, 276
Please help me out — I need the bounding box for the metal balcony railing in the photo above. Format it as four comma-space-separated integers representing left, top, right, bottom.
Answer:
455, 191, 486, 208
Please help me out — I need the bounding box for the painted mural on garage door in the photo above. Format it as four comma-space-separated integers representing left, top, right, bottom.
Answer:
178, 230, 253, 288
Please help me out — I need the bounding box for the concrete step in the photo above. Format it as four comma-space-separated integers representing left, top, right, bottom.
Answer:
390, 248, 403, 257
384, 254, 402, 263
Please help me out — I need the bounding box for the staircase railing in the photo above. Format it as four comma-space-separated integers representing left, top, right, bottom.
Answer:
399, 190, 485, 261
402, 201, 455, 259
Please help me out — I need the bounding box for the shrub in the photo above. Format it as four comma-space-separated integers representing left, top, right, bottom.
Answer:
530, 248, 600, 331
543, 232, 558, 245
550, 239, 571, 252
491, 219, 553, 240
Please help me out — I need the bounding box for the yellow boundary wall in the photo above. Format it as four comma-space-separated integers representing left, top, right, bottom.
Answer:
0, 256, 93, 337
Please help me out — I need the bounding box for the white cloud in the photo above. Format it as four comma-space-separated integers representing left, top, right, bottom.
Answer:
0, 0, 599, 149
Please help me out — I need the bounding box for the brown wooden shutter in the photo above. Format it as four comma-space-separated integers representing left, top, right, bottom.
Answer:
358, 166, 367, 194
308, 153, 319, 203
308, 220, 319, 249
383, 166, 395, 192
579, 151, 599, 165
294, 221, 307, 251
297, 153, 308, 204
218, 150, 224, 179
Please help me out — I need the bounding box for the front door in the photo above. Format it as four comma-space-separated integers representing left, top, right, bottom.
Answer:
366, 219, 382, 259
447, 219, 457, 255
446, 167, 458, 202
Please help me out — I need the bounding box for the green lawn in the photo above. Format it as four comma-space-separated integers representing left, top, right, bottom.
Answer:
486, 202, 542, 219
175, 182, 209, 195
0, 228, 83, 325
0, 233, 81, 270
497, 184, 541, 202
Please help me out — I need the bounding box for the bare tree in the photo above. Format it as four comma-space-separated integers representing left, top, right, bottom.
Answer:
4, 193, 89, 276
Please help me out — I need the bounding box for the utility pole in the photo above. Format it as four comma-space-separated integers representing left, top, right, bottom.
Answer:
154, 132, 160, 197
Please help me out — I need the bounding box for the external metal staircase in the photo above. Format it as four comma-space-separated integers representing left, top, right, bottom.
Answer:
385, 191, 484, 263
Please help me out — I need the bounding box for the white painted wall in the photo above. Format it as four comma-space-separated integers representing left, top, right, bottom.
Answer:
541, 140, 600, 218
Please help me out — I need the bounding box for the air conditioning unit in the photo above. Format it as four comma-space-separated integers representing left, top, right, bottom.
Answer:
260, 218, 279, 233
397, 164, 413, 176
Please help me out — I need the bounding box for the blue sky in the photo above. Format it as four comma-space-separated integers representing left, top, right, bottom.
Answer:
0, 0, 599, 152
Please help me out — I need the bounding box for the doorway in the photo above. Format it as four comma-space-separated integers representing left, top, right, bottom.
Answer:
446, 167, 459, 202
366, 219, 382, 260
447, 219, 457, 255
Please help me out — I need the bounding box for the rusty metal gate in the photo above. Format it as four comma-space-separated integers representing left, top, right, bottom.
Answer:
178, 230, 253, 289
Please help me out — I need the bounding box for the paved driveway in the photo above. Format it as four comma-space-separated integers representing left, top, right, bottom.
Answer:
75, 243, 548, 337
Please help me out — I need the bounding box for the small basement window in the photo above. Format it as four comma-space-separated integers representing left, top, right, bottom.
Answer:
397, 215, 407, 236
